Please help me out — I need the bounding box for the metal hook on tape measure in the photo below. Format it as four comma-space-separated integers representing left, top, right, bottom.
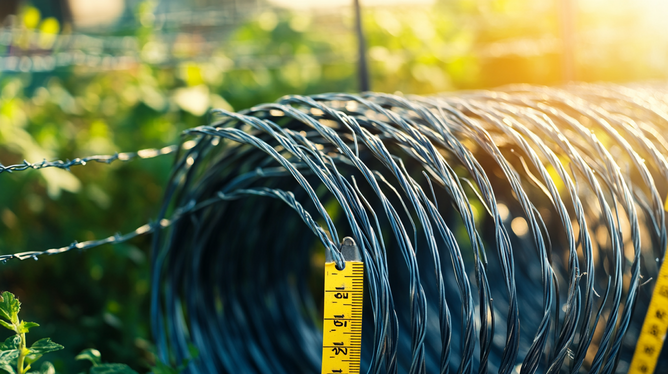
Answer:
326, 237, 361, 268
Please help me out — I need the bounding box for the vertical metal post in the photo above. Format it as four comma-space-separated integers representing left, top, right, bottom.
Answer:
354, 0, 370, 92
558, 0, 576, 83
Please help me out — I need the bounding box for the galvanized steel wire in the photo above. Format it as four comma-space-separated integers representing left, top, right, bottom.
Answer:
3, 83, 668, 373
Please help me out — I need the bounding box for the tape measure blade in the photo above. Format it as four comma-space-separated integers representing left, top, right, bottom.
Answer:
629, 249, 668, 373
322, 260, 364, 374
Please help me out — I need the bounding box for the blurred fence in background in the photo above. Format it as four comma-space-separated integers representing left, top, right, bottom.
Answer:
2, 0, 667, 85
1, 0, 668, 372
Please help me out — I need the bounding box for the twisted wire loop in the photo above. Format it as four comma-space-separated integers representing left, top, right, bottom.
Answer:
3, 84, 668, 373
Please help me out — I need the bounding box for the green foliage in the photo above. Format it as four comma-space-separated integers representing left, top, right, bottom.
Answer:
0, 294, 179, 374
0, 293, 21, 325
75, 349, 102, 367
74, 348, 185, 374
147, 362, 179, 374
0, 292, 63, 374
76, 350, 138, 374
88, 364, 138, 374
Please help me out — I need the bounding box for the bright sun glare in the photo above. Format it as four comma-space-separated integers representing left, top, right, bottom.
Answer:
269, 0, 668, 34
269, 0, 436, 9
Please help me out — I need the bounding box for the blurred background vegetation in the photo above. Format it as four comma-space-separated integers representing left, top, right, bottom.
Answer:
0, 0, 667, 371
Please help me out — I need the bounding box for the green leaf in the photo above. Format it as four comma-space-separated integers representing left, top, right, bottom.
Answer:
0, 363, 15, 374
0, 350, 19, 365
27, 339, 63, 355
25, 360, 53, 374
39, 361, 54, 374
89, 364, 139, 374
0, 321, 13, 332
17, 322, 39, 334
75, 348, 102, 366
0, 292, 20, 324
24, 353, 42, 366
1, 335, 20, 350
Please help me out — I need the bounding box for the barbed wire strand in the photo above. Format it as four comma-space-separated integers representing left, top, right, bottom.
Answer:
0, 143, 185, 174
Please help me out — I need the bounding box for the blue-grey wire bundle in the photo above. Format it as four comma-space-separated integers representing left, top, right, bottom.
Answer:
145, 83, 668, 374
3, 84, 668, 374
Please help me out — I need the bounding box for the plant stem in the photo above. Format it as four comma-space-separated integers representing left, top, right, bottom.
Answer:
16, 332, 27, 374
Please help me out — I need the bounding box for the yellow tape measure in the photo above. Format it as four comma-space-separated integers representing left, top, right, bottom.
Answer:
629, 255, 668, 374
629, 196, 668, 373
321, 237, 364, 374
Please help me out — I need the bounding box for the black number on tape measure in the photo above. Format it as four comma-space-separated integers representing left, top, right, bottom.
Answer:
332, 347, 348, 355
332, 342, 348, 356
643, 345, 655, 355
334, 292, 349, 299
660, 286, 668, 298
639, 363, 649, 373
649, 324, 660, 337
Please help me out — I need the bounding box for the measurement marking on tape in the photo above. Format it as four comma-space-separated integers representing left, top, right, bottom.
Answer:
629, 245, 668, 373
321, 260, 364, 374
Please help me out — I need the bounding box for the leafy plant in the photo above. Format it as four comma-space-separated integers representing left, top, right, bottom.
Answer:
77, 347, 196, 374
0, 292, 63, 374
76, 348, 138, 374
0, 291, 187, 374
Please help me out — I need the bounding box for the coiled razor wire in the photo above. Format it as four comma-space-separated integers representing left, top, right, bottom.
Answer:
3, 83, 668, 373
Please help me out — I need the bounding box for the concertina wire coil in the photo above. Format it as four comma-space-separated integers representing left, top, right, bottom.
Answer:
2, 83, 668, 374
